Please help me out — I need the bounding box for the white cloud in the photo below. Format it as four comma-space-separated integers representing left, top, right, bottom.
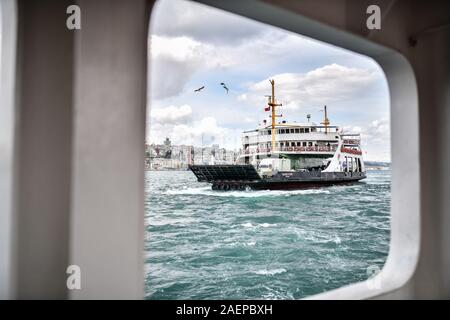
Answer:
343, 118, 390, 161
149, 35, 238, 99
237, 94, 247, 101
244, 64, 379, 110
151, 0, 265, 45
171, 117, 229, 144
148, 24, 331, 100
148, 106, 239, 149
151, 104, 192, 125
148, 0, 355, 102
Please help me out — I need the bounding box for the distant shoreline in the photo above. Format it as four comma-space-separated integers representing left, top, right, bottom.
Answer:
145, 169, 188, 172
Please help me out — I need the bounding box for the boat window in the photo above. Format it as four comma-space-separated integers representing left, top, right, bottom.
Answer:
146, 0, 393, 302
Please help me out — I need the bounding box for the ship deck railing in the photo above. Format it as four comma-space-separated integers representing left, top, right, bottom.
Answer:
242, 146, 337, 155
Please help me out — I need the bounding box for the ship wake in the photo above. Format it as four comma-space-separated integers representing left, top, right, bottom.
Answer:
164, 186, 330, 198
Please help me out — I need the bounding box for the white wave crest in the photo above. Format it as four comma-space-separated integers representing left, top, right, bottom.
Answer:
164, 186, 329, 198
254, 268, 287, 276
241, 222, 277, 229
259, 223, 277, 228
241, 222, 254, 228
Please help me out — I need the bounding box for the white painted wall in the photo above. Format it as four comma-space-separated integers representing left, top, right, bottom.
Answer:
0, 0, 17, 300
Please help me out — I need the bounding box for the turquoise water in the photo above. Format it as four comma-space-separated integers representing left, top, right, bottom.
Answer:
144, 170, 390, 299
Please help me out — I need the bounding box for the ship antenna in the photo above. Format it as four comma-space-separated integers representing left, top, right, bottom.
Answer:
268, 79, 282, 152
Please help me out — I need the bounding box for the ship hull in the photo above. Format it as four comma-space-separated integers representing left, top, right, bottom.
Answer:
189, 165, 366, 191
237, 178, 364, 190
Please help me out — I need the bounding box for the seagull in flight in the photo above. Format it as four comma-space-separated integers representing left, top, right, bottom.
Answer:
220, 82, 229, 94
194, 86, 205, 92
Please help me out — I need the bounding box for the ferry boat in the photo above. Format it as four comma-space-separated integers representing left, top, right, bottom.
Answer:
189, 80, 366, 190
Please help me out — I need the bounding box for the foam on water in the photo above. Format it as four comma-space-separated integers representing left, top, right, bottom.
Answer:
259, 223, 277, 228
241, 222, 277, 229
164, 186, 330, 198
253, 268, 287, 276
241, 222, 254, 228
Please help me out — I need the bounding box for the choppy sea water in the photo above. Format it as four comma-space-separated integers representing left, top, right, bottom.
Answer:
144, 169, 390, 300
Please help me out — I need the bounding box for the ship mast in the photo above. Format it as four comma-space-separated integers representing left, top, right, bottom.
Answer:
268, 79, 282, 152
321, 105, 330, 134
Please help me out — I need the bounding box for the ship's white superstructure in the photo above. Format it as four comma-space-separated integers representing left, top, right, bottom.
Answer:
234, 79, 365, 175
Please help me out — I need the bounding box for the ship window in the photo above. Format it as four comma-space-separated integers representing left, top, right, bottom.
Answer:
144, 0, 401, 303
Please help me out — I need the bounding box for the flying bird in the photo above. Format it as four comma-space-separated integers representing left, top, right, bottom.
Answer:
220, 82, 229, 94
194, 86, 205, 92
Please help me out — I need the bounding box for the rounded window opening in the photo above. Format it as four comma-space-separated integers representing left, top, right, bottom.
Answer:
145, 0, 391, 300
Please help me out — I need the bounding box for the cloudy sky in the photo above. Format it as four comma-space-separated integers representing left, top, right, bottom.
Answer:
147, 0, 391, 161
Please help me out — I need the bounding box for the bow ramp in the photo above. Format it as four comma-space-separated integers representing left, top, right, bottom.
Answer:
189, 165, 261, 182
